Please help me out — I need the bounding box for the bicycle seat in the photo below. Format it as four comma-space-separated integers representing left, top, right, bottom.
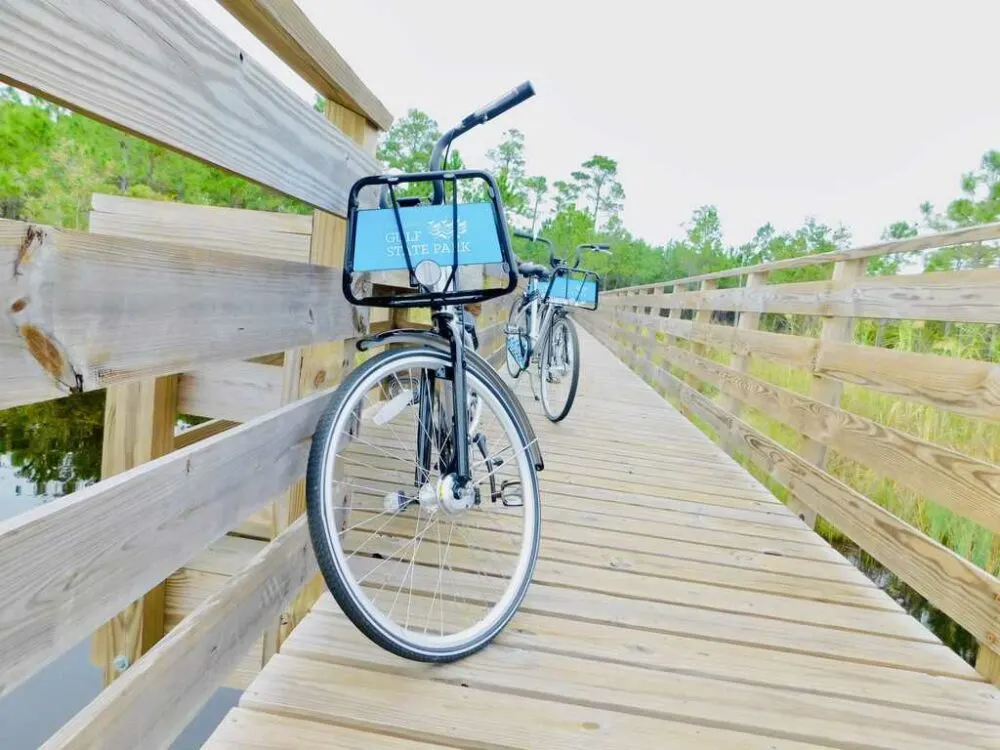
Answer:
517, 262, 549, 280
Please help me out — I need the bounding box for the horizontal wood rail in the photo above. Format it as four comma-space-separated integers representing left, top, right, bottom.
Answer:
612, 310, 1000, 421
0, 387, 331, 699
218, 0, 393, 130
606, 267, 1000, 324
43, 517, 318, 749
0, 218, 364, 410
0, 0, 379, 215
583, 223, 1000, 682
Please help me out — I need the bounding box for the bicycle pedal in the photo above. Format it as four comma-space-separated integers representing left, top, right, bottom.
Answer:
499, 480, 524, 507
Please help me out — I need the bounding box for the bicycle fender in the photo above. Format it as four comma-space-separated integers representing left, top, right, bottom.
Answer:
356, 329, 544, 472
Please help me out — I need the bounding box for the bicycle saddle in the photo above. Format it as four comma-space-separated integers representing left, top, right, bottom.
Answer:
517, 261, 549, 279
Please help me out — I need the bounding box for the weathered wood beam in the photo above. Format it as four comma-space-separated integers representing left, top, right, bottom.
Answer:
607, 267, 1000, 324
0, 0, 379, 215
0, 219, 364, 410
44, 518, 317, 750
0, 388, 330, 698
218, 0, 393, 130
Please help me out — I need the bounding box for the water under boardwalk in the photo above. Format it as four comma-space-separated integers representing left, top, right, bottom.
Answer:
204, 328, 1000, 750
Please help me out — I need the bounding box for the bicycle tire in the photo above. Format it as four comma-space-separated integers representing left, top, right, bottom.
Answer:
540, 315, 580, 422
505, 295, 530, 378
306, 345, 541, 662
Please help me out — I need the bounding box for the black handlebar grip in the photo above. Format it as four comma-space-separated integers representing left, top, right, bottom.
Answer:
464, 81, 535, 126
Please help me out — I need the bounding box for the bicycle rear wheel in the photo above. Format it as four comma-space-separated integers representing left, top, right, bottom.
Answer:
306, 346, 540, 662
540, 315, 580, 422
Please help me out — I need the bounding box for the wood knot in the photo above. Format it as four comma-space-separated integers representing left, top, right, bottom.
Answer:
313, 370, 326, 387
20, 324, 65, 380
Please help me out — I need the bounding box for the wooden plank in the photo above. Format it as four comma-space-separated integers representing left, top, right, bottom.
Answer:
205, 708, 441, 750
90, 375, 178, 685
44, 518, 318, 750
282, 612, 1000, 749
178, 360, 284, 421
0, 387, 331, 698
162, 563, 265, 691
665, 372, 1000, 662
608, 267, 1000, 324
218, 0, 393, 130
681, 279, 715, 420
242, 654, 820, 749
817, 340, 1000, 422
0, 0, 380, 215
721, 271, 767, 416
90, 193, 312, 264
0, 219, 363, 409
977, 644, 1000, 687
796, 258, 867, 526
343, 550, 927, 641
662, 343, 1000, 536
311, 595, 994, 720
619, 221, 1000, 288
174, 419, 239, 449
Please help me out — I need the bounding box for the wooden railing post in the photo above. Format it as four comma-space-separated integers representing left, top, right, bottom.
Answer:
976, 644, 1000, 686
681, 279, 716, 418
264, 100, 378, 663
793, 258, 867, 527
91, 376, 179, 685
721, 272, 767, 416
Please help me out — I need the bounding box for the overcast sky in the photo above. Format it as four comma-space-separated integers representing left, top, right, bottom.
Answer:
189, 0, 1000, 249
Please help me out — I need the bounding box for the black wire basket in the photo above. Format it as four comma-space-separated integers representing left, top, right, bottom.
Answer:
342, 170, 518, 308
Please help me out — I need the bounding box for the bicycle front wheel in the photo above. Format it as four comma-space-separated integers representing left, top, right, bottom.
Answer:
306, 346, 541, 662
505, 297, 530, 378
540, 315, 580, 422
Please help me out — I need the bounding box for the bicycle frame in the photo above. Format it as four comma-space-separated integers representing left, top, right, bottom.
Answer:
520, 278, 564, 369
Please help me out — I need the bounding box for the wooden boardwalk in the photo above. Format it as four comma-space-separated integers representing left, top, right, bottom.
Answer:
204, 326, 1000, 750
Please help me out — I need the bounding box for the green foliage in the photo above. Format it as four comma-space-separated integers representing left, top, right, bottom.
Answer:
570, 154, 625, 227
376, 108, 465, 201
0, 390, 105, 494
521, 175, 548, 236
486, 129, 526, 214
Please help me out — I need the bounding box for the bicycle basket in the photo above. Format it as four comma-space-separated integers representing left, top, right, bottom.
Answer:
542, 266, 601, 311
343, 170, 518, 308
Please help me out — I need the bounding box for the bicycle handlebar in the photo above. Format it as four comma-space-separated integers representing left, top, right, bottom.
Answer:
572, 243, 612, 268
463, 82, 536, 129
428, 81, 536, 204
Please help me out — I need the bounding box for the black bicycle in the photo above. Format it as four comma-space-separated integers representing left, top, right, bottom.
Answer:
505, 233, 609, 421
305, 82, 544, 663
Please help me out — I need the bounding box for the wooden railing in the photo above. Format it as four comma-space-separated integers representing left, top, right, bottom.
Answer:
0, 1, 512, 746
578, 224, 1000, 686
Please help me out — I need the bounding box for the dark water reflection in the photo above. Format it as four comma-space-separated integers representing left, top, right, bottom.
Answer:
824, 532, 978, 665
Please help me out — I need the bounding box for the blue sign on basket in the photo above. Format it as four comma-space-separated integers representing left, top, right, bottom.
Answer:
352, 202, 504, 272
548, 276, 598, 306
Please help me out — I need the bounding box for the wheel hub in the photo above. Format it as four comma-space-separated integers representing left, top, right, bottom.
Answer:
417, 474, 476, 515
